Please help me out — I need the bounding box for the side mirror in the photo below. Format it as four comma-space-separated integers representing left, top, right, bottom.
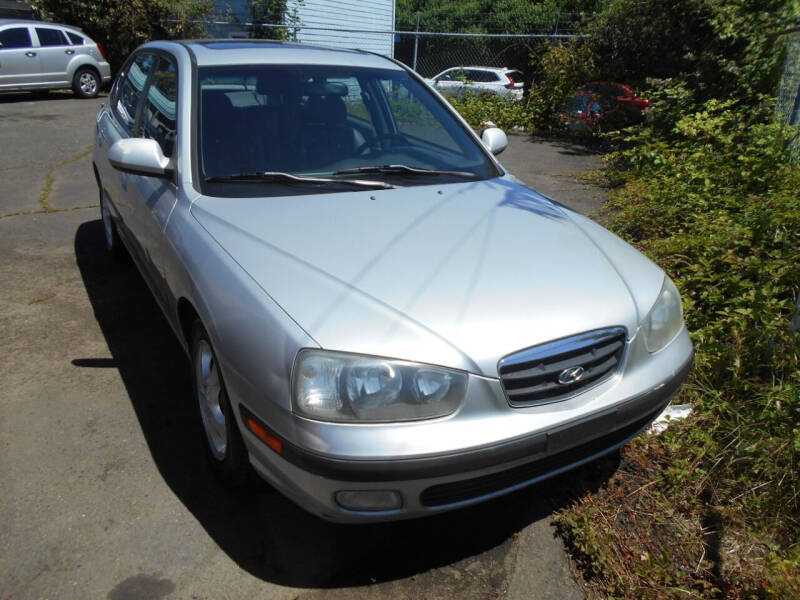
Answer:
109, 138, 173, 178
481, 127, 508, 156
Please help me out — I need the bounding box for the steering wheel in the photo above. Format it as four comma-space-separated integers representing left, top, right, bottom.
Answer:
355, 133, 409, 155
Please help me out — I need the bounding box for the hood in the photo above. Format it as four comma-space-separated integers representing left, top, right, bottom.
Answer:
191, 178, 662, 377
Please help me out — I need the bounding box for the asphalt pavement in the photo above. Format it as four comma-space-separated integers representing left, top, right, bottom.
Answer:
0, 90, 609, 600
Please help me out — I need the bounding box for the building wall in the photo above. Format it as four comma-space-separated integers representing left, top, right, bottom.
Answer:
218, 0, 395, 56
287, 0, 394, 56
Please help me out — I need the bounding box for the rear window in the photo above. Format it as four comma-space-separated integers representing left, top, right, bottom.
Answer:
468, 70, 499, 82
36, 28, 67, 47
66, 31, 85, 45
505, 70, 523, 80
567, 95, 590, 114
0, 27, 32, 49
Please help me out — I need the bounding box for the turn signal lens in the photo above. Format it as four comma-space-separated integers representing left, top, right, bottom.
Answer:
246, 417, 282, 454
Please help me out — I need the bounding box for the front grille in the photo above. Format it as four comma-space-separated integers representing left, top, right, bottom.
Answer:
498, 327, 627, 406
419, 409, 654, 507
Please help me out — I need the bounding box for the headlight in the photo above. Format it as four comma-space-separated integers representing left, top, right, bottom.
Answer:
641, 276, 684, 352
292, 350, 468, 422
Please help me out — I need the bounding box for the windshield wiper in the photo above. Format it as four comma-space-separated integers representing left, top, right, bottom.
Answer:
205, 171, 396, 189
333, 164, 477, 179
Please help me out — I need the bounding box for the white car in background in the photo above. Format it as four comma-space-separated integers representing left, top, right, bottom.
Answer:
426, 66, 524, 99
0, 19, 111, 98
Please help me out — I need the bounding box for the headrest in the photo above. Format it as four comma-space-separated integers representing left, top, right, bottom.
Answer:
202, 89, 234, 111
300, 81, 348, 97
306, 95, 347, 124
256, 71, 291, 95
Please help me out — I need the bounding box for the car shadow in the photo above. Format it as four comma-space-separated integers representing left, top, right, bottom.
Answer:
0, 90, 107, 103
73, 218, 618, 588
524, 134, 606, 156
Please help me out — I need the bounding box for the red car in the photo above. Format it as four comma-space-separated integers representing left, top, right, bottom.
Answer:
562, 82, 651, 132
583, 82, 650, 111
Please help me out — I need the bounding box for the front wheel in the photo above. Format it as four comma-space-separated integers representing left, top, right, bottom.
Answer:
73, 67, 99, 99
191, 321, 250, 486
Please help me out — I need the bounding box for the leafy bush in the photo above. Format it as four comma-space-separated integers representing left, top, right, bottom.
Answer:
447, 93, 533, 131
556, 97, 800, 598
552, 1, 800, 595
526, 41, 596, 128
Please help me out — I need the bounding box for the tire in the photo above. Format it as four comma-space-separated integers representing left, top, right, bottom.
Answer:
72, 67, 99, 99
100, 193, 126, 262
191, 321, 250, 486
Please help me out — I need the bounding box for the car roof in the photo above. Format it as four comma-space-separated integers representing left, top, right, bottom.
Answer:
438, 66, 516, 73
162, 39, 404, 70
450, 66, 508, 71
0, 19, 83, 32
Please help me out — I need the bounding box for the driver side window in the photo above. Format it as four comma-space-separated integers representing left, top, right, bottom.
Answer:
111, 52, 155, 135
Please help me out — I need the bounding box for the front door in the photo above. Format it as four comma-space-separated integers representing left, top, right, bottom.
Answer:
124, 53, 180, 310
0, 26, 40, 89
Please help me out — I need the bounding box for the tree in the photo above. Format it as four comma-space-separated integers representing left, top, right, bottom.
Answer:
245, 0, 289, 39
30, 0, 213, 71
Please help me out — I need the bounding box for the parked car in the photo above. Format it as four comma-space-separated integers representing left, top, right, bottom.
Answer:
425, 66, 524, 99
0, 19, 111, 97
583, 81, 650, 111
93, 40, 693, 523
561, 82, 651, 132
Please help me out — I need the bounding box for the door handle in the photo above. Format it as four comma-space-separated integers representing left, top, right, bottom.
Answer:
65, 49, 75, 55
25, 51, 37, 58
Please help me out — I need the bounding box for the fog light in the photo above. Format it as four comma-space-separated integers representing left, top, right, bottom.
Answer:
335, 490, 402, 511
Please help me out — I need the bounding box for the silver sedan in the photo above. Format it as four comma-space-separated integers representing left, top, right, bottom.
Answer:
93, 40, 693, 523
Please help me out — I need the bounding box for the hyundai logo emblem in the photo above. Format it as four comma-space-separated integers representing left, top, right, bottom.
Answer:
558, 366, 585, 385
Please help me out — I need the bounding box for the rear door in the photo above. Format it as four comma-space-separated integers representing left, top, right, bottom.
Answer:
33, 26, 71, 86
0, 26, 40, 89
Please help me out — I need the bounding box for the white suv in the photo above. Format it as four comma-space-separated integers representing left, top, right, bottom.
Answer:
0, 19, 111, 98
426, 66, 524, 99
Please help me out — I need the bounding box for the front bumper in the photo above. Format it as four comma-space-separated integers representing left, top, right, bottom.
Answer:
239, 332, 694, 523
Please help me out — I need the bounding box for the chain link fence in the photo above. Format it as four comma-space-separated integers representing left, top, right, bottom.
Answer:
393, 32, 573, 80
176, 10, 582, 84
776, 32, 800, 161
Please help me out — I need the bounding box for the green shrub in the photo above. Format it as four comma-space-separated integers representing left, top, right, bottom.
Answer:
556, 100, 800, 597
447, 93, 533, 131
526, 41, 596, 128
552, 1, 800, 596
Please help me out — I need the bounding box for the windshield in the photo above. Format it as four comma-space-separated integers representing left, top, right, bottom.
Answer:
197, 64, 500, 196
